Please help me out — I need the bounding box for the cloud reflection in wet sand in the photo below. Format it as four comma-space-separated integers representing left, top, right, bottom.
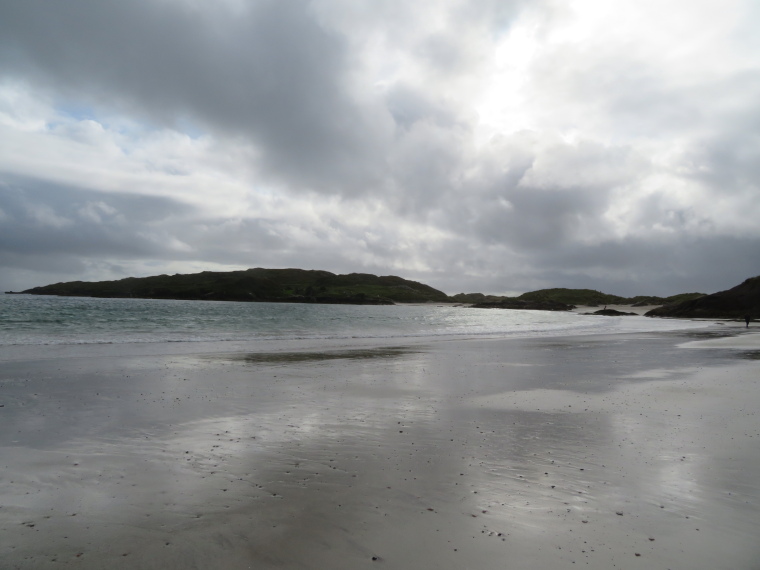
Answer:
1, 332, 759, 568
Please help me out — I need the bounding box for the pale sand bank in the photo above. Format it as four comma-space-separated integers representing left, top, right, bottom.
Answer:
1, 329, 759, 569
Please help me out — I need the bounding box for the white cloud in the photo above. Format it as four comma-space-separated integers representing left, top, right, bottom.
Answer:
0, 0, 758, 296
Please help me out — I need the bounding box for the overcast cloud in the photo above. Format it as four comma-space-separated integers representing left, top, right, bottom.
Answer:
1, 0, 758, 296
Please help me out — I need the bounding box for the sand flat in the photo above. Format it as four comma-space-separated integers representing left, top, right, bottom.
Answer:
1, 330, 759, 569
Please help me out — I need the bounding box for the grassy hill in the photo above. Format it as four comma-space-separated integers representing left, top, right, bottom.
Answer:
517, 288, 626, 306
451, 288, 705, 308
21, 268, 451, 305
19, 270, 717, 310
516, 288, 704, 307
645, 276, 760, 319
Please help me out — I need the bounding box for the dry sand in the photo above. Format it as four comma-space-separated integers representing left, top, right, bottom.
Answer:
1, 327, 759, 569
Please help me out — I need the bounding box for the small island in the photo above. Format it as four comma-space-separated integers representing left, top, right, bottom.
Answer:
18, 269, 760, 319
19, 268, 450, 305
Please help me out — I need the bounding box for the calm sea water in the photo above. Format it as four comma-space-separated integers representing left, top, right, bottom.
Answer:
0, 294, 705, 348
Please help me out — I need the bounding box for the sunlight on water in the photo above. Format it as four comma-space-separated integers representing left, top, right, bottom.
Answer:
0, 294, 704, 347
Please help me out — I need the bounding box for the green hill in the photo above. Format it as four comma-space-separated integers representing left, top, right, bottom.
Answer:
450, 292, 508, 303
517, 288, 626, 306
628, 292, 705, 306
516, 288, 704, 307
22, 268, 451, 305
645, 276, 760, 319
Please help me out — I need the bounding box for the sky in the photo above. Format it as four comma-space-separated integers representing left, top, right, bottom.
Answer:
1, 0, 759, 297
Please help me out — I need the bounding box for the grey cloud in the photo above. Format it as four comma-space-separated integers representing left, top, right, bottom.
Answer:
434, 136, 632, 250
0, 176, 324, 289
0, 0, 387, 194
398, 231, 760, 298
171, 217, 289, 266
416, 33, 470, 73
681, 80, 760, 193
528, 43, 760, 142
527, 235, 760, 297
386, 124, 468, 216
385, 85, 463, 131
0, 176, 195, 259
628, 193, 714, 234
470, 184, 606, 250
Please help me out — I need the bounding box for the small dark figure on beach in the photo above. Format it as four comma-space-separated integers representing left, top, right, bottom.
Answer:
745, 314, 751, 328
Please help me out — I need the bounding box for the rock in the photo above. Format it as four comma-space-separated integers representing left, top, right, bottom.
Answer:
587, 309, 637, 316
472, 299, 574, 311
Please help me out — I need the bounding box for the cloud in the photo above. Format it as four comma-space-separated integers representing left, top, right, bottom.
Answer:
0, 0, 758, 296
0, 176, 195, 257
0, 0, 390, 194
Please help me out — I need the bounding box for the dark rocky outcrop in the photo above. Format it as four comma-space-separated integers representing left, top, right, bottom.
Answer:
472, 299, 574, 311
585, 309, 638, 316
645, 276, 760, 319
451, 292, 498, 303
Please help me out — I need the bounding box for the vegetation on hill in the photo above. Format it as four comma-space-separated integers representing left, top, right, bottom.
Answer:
586, 308, 638, 316
517, 288, 626, 306
21, 268, 451, 305
455, 287, 705, 312
17, 267, 721, 313
450, 292, 507, 303
472, 298, 575, 311
645, 276, 760, 319
628, 293, 705, 306
516, 288, 704, 307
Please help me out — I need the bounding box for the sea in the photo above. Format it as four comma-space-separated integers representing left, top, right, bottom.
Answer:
0, 294, 707, 354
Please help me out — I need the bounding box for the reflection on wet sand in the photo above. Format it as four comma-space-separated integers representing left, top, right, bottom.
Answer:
0, 330, 759, 568
205, 345, 422, 364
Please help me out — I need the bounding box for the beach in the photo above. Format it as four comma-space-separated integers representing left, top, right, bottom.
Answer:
1, 325, 759, 569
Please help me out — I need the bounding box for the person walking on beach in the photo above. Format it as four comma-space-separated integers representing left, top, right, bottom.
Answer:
745, 314, 751, 328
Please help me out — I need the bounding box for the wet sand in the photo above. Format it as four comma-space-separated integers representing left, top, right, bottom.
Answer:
1, 327, 759, 569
